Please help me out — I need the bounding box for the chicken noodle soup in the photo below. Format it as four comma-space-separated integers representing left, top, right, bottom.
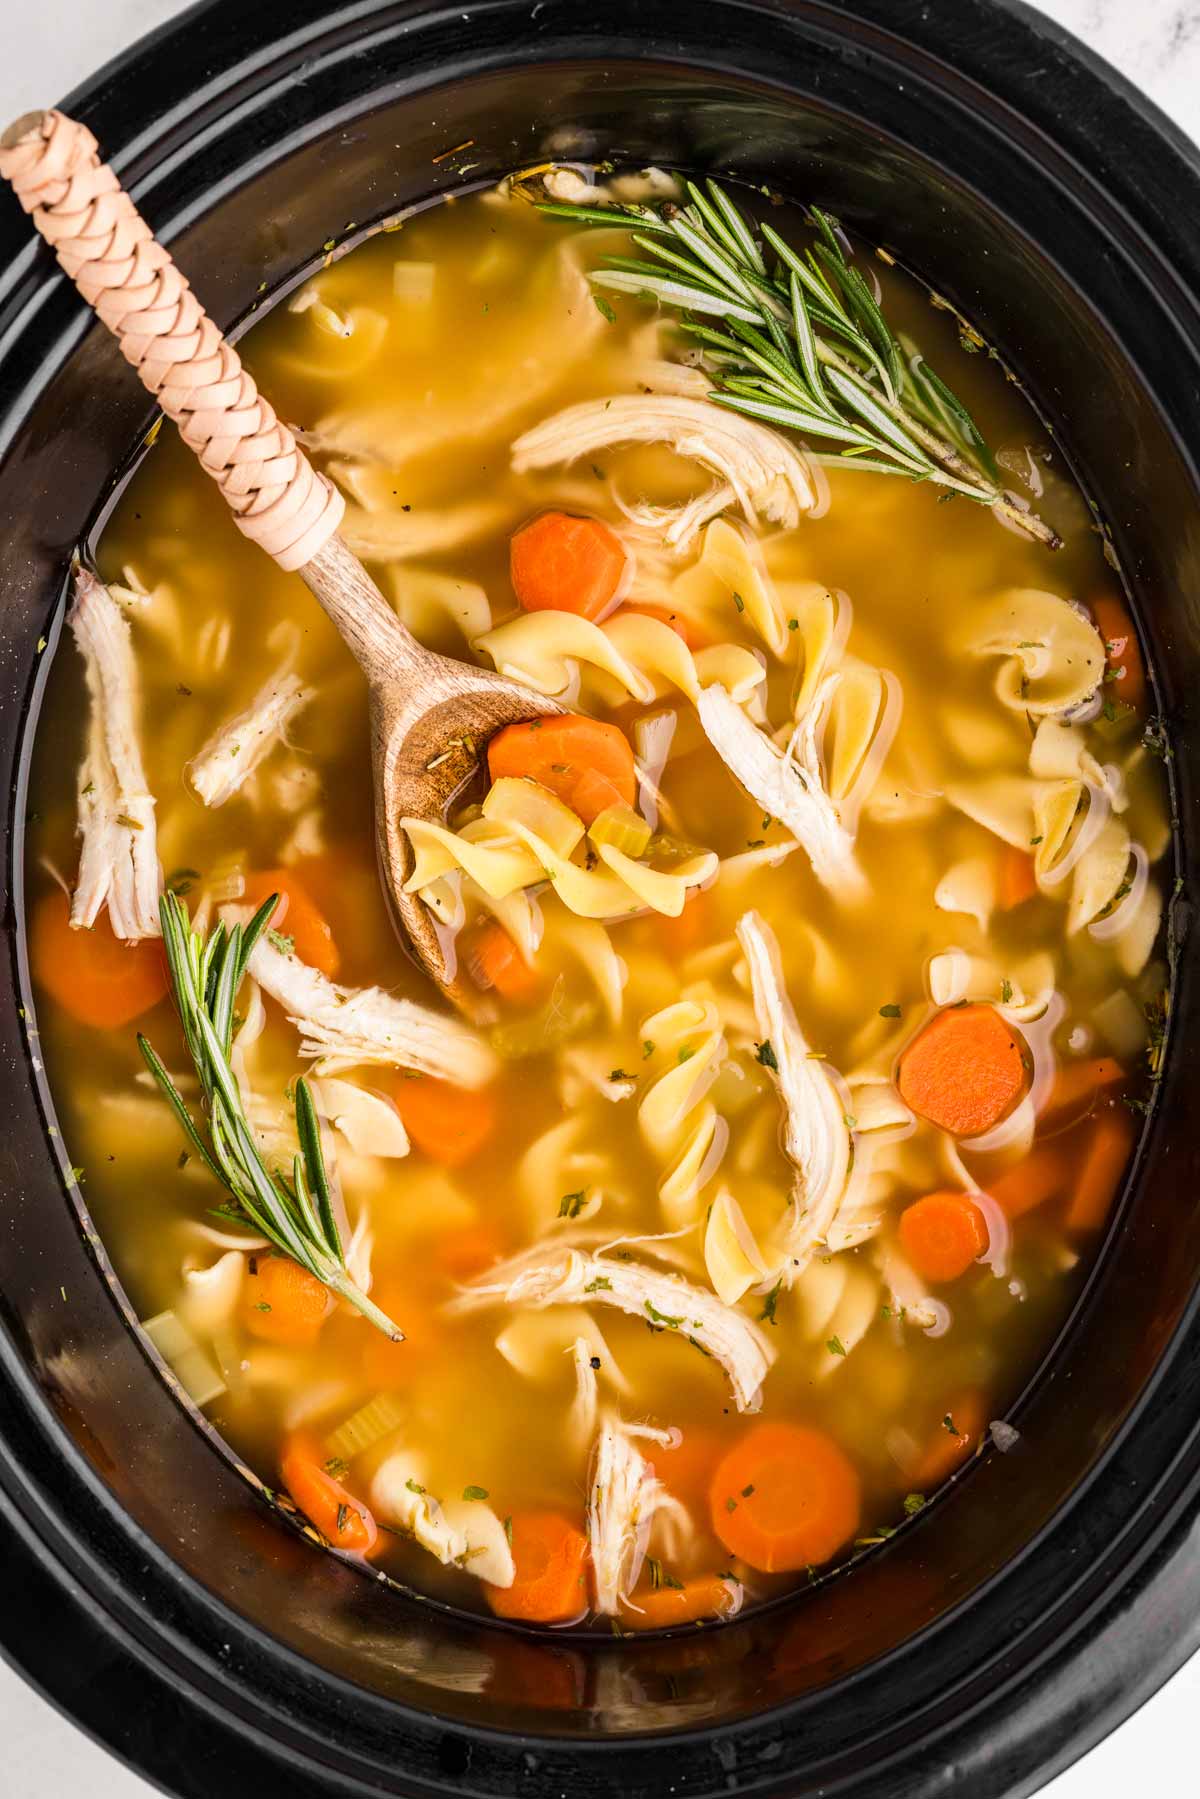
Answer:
24, 171, 1170, 1629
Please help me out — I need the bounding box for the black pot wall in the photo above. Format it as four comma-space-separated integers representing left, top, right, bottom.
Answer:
1, 3, 1200, 1797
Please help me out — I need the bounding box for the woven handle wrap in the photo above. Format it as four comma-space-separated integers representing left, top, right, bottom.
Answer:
0, 111, 343, 572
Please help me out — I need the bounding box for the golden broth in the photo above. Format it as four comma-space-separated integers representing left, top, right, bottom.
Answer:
24, 182, 1170, 1626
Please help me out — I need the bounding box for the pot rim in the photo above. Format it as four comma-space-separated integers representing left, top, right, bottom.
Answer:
2, 3, 1200, 1797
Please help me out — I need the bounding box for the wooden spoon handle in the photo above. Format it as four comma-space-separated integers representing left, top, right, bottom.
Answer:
0, 108, 425, 683
1, 109, 344, 572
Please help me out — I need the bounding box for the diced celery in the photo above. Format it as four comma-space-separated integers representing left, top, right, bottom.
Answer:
142, 1310, 226, 1408
325, 1391, 407, 1463
588, 802, 652, 859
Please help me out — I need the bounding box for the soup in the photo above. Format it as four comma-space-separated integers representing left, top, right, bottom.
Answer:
24, 169, 1170, 1630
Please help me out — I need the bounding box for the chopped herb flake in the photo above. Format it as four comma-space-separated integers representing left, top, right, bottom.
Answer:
267, 929, 295, 955
755, 1039, 778, 1070
759, 1278, 782, 1326
1000, 978, 1014, 1003
593, 294, 617, 324
903, 1492, 926, 1516
827, 1334, 847, 1357
558, 1190, 588, 1219
462, 1484, 490, 1502
878, 1003, 902, 1018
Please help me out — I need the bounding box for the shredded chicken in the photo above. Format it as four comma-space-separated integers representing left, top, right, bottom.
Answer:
588, 1415, 667, 1614
736, 911, 851, 1282
542, 165, 680, 206
612, 480, 736, 551
448, 1244, 774, 1411
511, 395, 815, 543
187, 669, 314, 807
699, 680, 863, 893
569, 1336, 600, 1453
68, 571, 160, 938
229, 921, 498, 1088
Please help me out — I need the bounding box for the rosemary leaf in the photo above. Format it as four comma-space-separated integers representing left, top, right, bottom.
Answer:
142, 893, 401, 1340
537, 176, 1060, 548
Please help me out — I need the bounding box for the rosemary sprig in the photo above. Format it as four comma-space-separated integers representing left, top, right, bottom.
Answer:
138, 891, 403, 1341
536, 178, 1059, 549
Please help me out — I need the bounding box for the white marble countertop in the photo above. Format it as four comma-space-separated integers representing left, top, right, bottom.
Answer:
2, 1, 1199, 1794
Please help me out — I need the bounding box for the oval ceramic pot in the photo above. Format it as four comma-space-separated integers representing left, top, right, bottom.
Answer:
1, 2, 1199, 1795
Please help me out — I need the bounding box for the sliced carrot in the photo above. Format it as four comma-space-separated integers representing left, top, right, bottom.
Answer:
898, 1191, 989, 1284
621, 603, 708, 649
243, 1253, 333, 1346
909, 1390, 988, 1489
433, 1221, 507, 1280
485, 1512, 590, 1623
288, 850, 389, 950
281, 1431, 378, 1555
1091, 594, 1147, 711
997, 845, 1038, 910
710, 1422, 860, 1572
655, 891, 708, 957
1039, 1057, 1124, 1135
242, 868, 339, 978
461, 919, 541, 1005
510, 511, 628, 620
897, 1004, 1028, 1138
626, 1573, 739, 1629
30, 889, 168, 1030
652, 1429, 723, 1508
392, 1074, 498, 1167
985, 1142, 1071, 1219
1066, 1104, 1136, 1232
487, 714, 637, 825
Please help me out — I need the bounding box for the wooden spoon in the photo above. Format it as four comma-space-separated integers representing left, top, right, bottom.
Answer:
298, 536, 562, 1015
0, 109, 561, 1017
